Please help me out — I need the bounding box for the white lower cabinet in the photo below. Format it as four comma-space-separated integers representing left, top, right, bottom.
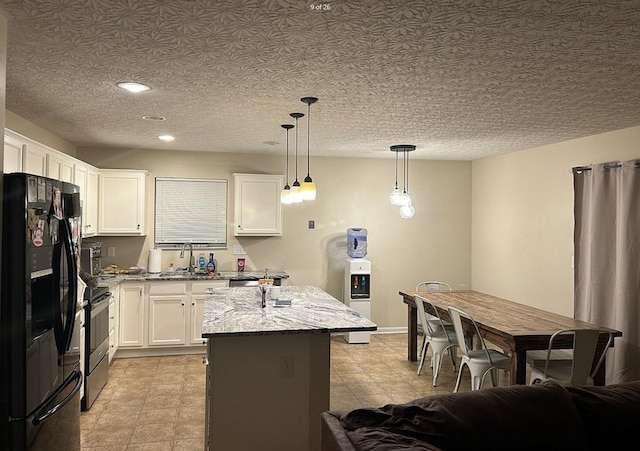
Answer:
148, 283, 187, 346
119, 283, 145, 348
190, 281, 227, 345
108, 288, 120, 362
117, 280, 227, 355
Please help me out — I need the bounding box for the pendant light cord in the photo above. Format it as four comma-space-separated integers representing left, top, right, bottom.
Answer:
294, 118, 299, 182
306, 102, 311, 177
403, 150, 408, 193
285, 128, 290, 185
394, 151, 399, 188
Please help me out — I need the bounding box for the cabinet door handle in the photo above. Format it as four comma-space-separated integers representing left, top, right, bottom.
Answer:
137, 224, 140, 229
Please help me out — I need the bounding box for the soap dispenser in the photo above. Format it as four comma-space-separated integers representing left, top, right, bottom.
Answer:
207, 253, 216, 274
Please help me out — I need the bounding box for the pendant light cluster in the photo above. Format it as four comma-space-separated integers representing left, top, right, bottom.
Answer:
389, 144, 416, 218
280, 96, 318, 205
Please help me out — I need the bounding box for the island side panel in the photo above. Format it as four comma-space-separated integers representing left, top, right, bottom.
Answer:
206, 333, 330, 451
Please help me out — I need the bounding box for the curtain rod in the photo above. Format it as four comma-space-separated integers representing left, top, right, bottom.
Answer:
573, 161, 640, 173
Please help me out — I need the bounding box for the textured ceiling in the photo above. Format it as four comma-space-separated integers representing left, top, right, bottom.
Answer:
1, 0, 640, 160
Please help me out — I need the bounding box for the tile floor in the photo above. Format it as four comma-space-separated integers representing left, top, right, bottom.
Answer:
80, 333, 507, 450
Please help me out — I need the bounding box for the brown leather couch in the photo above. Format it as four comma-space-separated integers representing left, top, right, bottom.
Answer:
321, 380, 640, 451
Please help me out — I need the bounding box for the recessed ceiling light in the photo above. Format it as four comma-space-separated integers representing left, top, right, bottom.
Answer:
142, 115, 166, 121
117, 81, 151, 93
158, 134, 175, 142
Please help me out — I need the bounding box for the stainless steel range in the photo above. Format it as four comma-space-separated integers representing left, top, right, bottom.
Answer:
80, 243, 111, 411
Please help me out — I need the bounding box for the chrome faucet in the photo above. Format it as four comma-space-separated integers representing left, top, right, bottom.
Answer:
179, 242, 195, 273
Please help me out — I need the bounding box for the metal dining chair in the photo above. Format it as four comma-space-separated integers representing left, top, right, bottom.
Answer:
447, 306, 511, 392
416, 281, 452, 332
414, 295, 458, 386
529, 328, 613, 386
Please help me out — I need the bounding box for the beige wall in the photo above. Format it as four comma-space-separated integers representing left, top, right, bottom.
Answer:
471, 125, 640, 316
5, 110, 77, 157
78, 147, 472, 329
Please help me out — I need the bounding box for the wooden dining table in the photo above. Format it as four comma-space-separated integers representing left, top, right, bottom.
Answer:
400, 290, 622, 385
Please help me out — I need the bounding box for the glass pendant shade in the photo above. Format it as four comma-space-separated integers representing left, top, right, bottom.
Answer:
281, 185, 292, 204
389, 186, 403, 205
397, 190, 412, 206
399, 203, 415, 219
290, 181, 303, 203
301, 176, 316, 200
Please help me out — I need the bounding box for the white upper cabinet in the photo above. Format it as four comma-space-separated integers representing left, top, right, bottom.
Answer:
85, 168, 99, 236
3, 132, 24, 173
233, 173, 284, 236
98, 169, 148, 236
22, 141, 48, 177
47, 152, 75, 183
74, 162, 100, 237
5, 129, 73, 182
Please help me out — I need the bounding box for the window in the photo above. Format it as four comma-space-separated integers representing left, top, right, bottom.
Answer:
154, 177, 227, 248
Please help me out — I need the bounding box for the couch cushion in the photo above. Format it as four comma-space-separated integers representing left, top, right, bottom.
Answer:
566, 381, 640, 451
340, 381, 589, 451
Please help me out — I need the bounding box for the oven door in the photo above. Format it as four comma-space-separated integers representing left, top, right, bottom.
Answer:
82, 292, 110, 411
88, 293, 110, 369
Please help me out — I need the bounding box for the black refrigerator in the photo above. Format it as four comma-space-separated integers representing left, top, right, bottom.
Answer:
1, 173, 83, 450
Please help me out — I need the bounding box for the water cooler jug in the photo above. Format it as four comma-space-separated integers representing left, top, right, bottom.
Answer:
344, 258, 371, 343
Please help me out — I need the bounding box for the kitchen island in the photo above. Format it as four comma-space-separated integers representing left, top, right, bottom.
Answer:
202, 285, 377, 451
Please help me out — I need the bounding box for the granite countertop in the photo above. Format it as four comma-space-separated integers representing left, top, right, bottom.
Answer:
201, 285, 377, 337
98, 270, 289, 284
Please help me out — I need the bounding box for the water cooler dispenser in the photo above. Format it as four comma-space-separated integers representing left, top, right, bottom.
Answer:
344, 228, 371, 343
344, 258, 371, 343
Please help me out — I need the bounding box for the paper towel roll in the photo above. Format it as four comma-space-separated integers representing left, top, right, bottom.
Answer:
148, 248, 162, 273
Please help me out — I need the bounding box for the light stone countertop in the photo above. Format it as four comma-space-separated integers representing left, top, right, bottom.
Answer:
201, 285, 377, 337
97, 270, 289, 284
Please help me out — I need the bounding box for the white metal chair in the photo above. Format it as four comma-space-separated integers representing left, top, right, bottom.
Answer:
414, 295, 458, 386
447, 306, 511, 392
416, 281, 452, 331
529, 328, 613, 386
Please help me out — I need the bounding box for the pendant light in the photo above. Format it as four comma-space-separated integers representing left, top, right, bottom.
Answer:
390, 144, 416, 218
280, 124, 294, 204
300, 96, 318, 200
289, 112, 305, 203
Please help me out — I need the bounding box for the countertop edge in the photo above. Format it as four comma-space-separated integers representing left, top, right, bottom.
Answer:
202, 326, 378, 338
99, 271, 289, 283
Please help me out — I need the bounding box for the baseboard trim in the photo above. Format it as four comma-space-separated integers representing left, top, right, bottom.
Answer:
373, 326, 408, 334
115, 345, 207, 359
331, 327, 407, 338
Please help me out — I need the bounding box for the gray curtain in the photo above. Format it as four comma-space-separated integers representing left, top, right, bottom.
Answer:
574, 160, 640, 384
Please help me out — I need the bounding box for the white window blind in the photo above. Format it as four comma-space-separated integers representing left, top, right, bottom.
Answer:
155, 177, 227, 248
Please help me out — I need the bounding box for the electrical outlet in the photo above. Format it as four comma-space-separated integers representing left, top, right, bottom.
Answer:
107, 246, 116, 257
280, 355, 294, 378
232, 244, 247, 255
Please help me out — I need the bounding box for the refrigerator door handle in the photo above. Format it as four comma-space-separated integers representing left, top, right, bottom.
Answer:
52, 218, 78, 355
31, 368, 83, 426
62, 219, 78, 352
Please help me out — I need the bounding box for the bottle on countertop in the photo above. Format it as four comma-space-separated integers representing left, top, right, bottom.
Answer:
198, 254, 206, 271
207, 253, 216, 274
